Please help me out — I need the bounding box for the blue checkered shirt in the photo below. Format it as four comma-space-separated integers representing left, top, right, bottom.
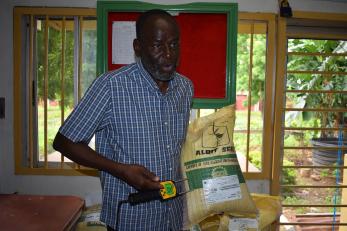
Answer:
59, 61, 193, 230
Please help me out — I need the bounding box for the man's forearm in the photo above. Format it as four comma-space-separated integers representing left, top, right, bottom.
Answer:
52, 132, 162, 191
53, 132, 124, 175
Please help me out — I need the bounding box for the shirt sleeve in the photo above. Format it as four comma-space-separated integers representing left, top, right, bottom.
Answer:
59, 74, 110, 143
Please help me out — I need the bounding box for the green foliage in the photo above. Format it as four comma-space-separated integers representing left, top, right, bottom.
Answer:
249, 150, 261, 169
282, 159, 297, 185
286, 39, 347, 137
236, 34, 266, 106
281, 159, 297, 195
36, 21, 97, 108
282, 196, 307, 214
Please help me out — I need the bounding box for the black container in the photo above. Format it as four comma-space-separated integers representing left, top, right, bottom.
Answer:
311, 137, 347, 166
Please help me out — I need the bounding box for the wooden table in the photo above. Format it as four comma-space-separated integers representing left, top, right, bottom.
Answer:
0, 194, 84, 231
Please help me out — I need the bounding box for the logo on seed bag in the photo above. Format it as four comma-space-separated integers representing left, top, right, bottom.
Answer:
202, 122, 230, 148
211, 166, 228, 178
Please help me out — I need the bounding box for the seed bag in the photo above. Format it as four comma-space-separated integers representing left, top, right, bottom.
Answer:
181, 105, 258, 228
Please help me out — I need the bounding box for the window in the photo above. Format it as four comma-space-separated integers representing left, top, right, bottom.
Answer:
14, 7, 97, 175
273, 12, 347, 229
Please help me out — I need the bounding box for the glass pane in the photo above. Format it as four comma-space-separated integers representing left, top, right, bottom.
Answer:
80, 17, 97, 96
248, 132, 262, 172
235, 25, 267, 173
199, 109, 216, 117
63, 18, 75, 119
35, 16, 97, 162
36, 17, 47, 160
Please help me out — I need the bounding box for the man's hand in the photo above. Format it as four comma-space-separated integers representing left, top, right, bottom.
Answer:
116, 164, 163, 191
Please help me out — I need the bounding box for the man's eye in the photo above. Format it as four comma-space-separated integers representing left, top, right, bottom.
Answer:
152, 44, 161, 49
170, 42, 179, 49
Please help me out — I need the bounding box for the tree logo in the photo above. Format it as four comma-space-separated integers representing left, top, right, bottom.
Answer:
202, 122, 230, 148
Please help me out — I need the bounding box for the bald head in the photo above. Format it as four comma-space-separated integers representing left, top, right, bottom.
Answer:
136, 9, 179, 41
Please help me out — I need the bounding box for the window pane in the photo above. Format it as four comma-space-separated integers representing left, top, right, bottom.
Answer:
35, 16, 97, 162
235, 24, 267, 173
81, 17, 97, 96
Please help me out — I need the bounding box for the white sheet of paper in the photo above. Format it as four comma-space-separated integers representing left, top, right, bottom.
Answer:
203, 175, 241, 205
112, 21, 136, 64
229, 217, 259, 230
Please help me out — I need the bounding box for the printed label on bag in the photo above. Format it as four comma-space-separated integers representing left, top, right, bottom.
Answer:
203, 175, 241, 204
229, 218, 259, 231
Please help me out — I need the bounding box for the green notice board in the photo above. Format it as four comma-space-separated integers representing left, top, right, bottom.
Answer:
97, 1, 238, 108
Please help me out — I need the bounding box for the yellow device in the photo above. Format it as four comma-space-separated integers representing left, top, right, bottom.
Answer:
160, 180, 177, 199
127, 179, 188, 205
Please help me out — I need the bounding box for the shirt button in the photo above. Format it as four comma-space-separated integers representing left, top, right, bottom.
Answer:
164, 122, 168, 125
167, 145, 170, 149
169, 167, 172, 171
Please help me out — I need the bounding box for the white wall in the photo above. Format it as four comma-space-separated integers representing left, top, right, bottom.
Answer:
1, 0, 346, 200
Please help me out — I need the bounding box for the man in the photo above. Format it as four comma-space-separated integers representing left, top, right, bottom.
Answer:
53, 9, 193, 231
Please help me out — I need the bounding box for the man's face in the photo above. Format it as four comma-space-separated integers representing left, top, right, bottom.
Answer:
134, 16, 180, 82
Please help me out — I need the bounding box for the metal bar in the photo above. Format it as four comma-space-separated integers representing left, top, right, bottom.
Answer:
29, 15, 34, 168
284, 127, 347, 131
283, 204, 347, 207
285, 108, 347, 112
281, 185, 347, 188
44, 15, 49, 168
245, 22, 255, 172
280, 222, 347, 226
287, 70, 347, 75
78, 16, 83, 101
286, 89, 347, 94
72, 16, 79, 169
282, 165, 347, 169
13, 7, 96, 16
60, 17, 66, 168
234, 129, 263, 133
283, 146, 347, 150
288, 51, 347, 57
77, 16, 83, 170
73, 16, 79, 108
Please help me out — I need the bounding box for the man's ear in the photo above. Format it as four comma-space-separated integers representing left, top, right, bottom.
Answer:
133, 38, 141, 57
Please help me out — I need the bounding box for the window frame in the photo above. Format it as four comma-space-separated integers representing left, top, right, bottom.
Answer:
237, 13, 276, 180
13, 7, 97, 176
272, 10, 347, 229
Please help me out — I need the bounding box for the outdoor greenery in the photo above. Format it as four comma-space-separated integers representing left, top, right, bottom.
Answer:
286, 39, 347, 138
282, 39, 347, 213
236, 33, 266, 106
36, 19, 97, 157
36, 19, 97, 107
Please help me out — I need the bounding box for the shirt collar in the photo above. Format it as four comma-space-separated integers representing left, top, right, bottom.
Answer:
136, 60, 178, 94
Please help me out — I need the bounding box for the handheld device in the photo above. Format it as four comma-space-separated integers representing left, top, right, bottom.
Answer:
127, 180, 185, 205
115, 179, 188, 230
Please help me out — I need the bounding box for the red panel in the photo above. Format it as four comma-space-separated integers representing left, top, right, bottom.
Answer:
107, 12, 227, 99
176, 13, 227, 99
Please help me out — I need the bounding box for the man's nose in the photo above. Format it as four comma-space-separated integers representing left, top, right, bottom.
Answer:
164, 44, 171, 58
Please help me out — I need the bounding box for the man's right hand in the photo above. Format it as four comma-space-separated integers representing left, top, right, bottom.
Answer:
116, 164, 163, 191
